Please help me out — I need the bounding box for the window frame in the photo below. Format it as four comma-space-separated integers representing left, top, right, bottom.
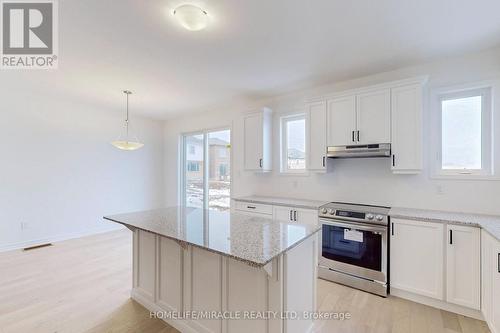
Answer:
431, 84, 494, 179
280, 113, 307, 174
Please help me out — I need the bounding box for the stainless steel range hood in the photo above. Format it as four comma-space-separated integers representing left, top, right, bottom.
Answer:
327, 143, 391, 158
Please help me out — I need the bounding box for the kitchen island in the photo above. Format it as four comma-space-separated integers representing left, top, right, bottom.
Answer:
104, 206, 320, 333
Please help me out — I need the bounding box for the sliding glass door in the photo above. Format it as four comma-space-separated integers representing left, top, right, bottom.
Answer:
182, 129, 231, 211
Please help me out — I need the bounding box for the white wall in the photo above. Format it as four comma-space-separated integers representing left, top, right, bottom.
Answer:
164, 47, 500, 215
0, 90, 165, 251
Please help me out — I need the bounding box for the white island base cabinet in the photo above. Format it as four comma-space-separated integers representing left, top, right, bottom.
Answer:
131, 229, 318, 333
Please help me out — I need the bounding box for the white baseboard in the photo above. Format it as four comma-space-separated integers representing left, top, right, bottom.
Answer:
0, 224, 124, 253
390, 287, 484, 321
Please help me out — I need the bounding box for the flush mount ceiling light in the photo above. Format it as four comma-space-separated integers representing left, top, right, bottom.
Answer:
111, 90, 144, 151
173, 4, 208, 31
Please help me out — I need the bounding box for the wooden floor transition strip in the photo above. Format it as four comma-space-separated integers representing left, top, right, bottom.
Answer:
23, 243, 53, 251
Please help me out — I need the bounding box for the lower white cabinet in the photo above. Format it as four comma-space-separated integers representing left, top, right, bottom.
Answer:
391, 218, 483, 314
482, 230, 500, 333
273, 206, 318, 225
390, 218, 444, 299
446, 225, 480, 310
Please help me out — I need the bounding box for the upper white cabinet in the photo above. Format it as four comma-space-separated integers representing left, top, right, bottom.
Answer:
356, 89, 391, 144
391, 84, 424, 174
446, 225, 480, 310
327, 96, 356, 146
390, 218, 444, 300
307, 101, 327, 171
244, 108, 272, 171
326, 89, 390, 146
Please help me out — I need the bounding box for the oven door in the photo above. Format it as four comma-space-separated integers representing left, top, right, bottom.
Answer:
319, 219, 387, 283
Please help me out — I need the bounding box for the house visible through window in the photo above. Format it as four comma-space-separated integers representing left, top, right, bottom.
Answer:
182, 129, 231, 211
436, 87, 492, 177
281, 114, 306, 173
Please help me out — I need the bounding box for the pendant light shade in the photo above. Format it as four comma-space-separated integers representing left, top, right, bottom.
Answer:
111, 90, 144, 151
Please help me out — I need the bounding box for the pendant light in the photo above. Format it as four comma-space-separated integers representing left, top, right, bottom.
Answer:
111, 90, 144, 151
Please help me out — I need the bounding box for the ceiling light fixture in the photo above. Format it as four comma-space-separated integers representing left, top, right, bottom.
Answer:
111, 90, 144, 151
173, 4, 208, 31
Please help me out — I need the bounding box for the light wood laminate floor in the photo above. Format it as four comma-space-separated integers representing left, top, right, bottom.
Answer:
0, 229, 490, 333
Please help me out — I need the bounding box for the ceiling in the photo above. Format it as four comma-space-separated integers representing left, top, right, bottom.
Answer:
4, 0, 500, 119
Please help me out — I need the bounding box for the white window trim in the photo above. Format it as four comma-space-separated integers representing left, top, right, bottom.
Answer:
430, 82, 497, 180
280, 113, 307, 174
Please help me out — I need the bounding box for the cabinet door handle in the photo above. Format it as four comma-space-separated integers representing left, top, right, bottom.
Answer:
391, 223, 394, 236
357, 130, 360, 142
289, 210, 293, 221
497, 253, 500, 273
259, 158, 263, 168
449, 230, 453, 245
322, 156, 325, 167
352, 131, 355, 142
294, 210, 297, 221
392, 155, 395, 167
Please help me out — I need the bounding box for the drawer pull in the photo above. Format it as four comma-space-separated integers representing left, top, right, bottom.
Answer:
247, 206, 256, 209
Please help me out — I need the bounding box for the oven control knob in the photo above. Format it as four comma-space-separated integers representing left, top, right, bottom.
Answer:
321, 208, 328, 214
375, 215, 384, 221
328, 209, 335, 215
366, 214, 374, 220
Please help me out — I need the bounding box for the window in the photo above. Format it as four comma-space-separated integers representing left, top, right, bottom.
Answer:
187, 161, 200, 172
182, 129, 231, 211
435, 87, 492, 177
280, 114, 306, 173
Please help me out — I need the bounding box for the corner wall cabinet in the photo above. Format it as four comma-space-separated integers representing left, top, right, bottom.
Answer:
244, 107, 272, 172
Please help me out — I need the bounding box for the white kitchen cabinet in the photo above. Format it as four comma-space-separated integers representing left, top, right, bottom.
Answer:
327, 89, 390, 146
391, 84, 423, 174
446, 225, 480, 310
483, 230, 500, 333
234, 201, 273, 217
307, 101, 327, 171
482, 230, 494, 325
327, 95, 356, 146
356, 89, 391, 144
244, 108, 272, 171
492, 239, 500, 333
390, 218, 444, 299
273, 206, 318, 225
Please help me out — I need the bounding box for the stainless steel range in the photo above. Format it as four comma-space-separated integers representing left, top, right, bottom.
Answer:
318, 202, 390, 297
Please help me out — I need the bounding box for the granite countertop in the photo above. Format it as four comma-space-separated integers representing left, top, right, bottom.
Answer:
233, 195, 327, 210
390, 207, 500, 241
104, 207, 321, 267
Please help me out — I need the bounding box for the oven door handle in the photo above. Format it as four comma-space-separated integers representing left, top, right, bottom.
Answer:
320, 219, 387, 233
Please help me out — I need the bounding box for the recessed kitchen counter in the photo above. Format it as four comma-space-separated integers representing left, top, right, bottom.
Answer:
390, 207, 500, 241
104, 206, 320, 267
233, 195, 327, 210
